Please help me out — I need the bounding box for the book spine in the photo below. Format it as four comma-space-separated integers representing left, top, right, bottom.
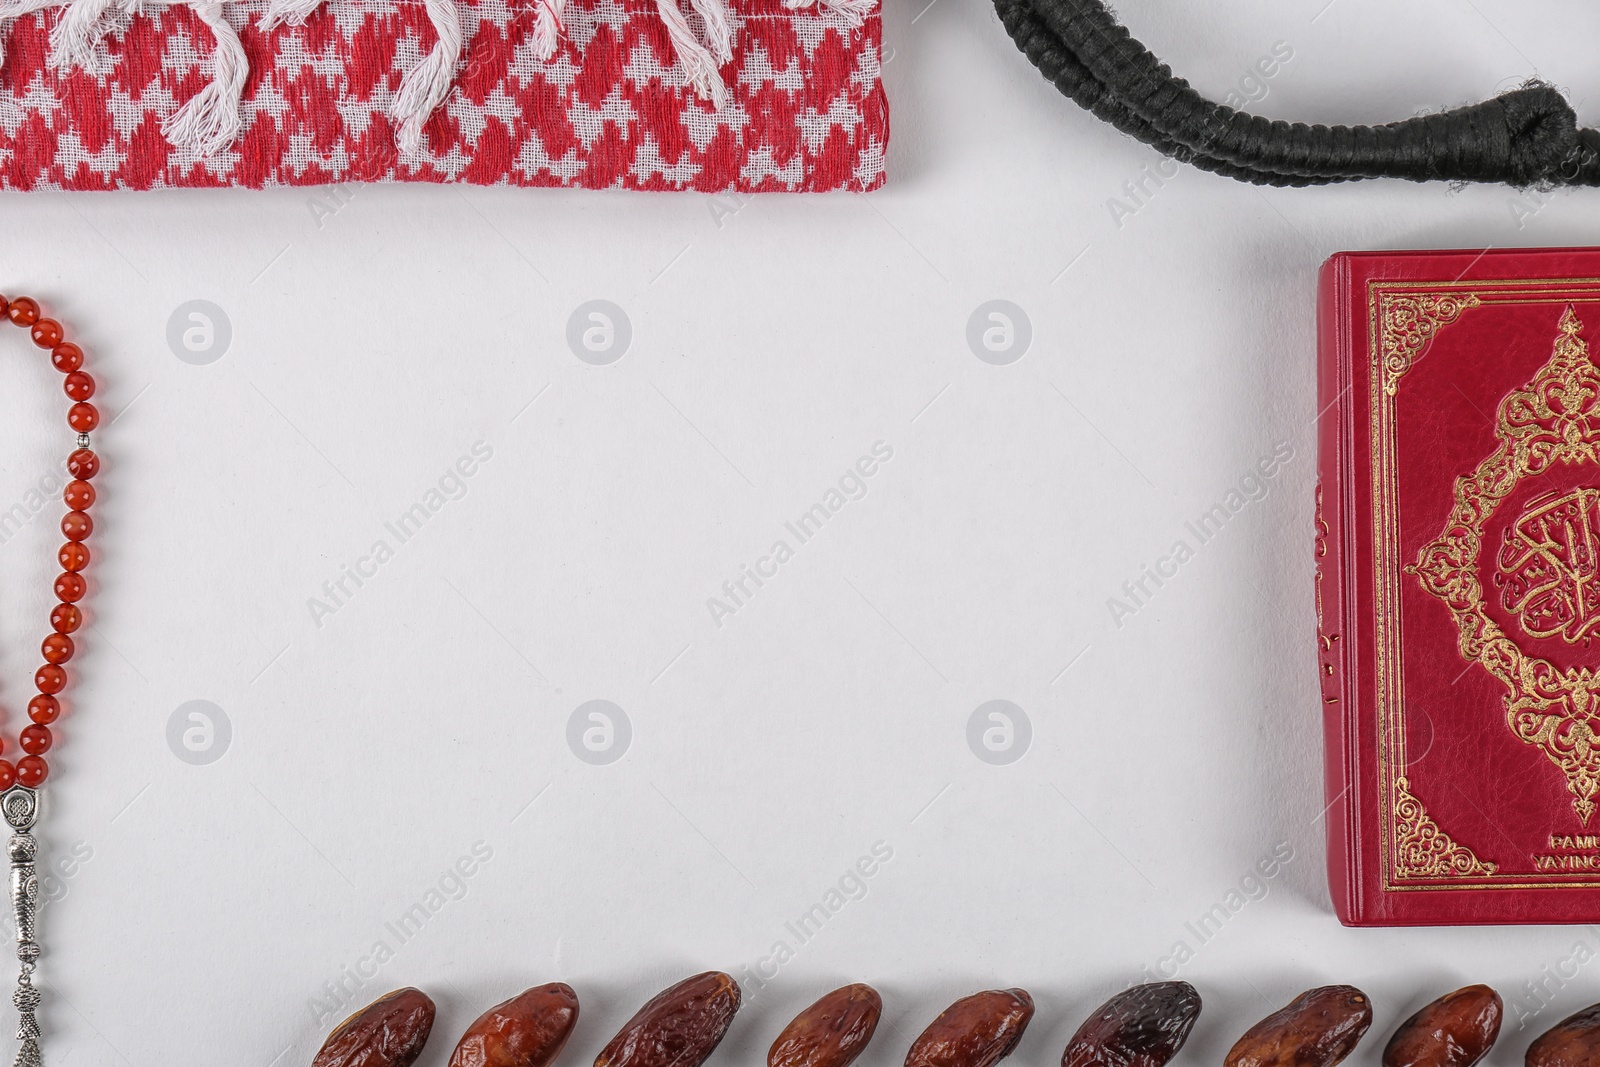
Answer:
1316, 252, 1360, 924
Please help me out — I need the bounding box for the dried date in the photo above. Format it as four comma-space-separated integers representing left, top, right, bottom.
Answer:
1062, 982, 1201, 1067
450, 982, 581, 1067
1527, 1002, 1600, 1067
1382, 985, 1501, 1067
1225, 986, 1372, 1067
905, 988, 1035, 1067
596, 971, 742, 1067
769, 984, 882, 1067
313, 987, 437, 1067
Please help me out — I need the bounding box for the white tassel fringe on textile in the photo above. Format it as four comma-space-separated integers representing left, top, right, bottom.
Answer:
0, 0, 876, 157
783, 0, 873, 26
0, 0, 249, 153
159, 0, 247, 155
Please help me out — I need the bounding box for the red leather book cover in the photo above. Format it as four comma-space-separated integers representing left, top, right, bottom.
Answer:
1320, 247, 1600, 925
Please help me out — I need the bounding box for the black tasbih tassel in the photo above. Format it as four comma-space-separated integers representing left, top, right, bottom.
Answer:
996, 0, 1600, 188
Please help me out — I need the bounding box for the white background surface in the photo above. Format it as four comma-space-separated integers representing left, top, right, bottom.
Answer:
3, 0, 1600, 1063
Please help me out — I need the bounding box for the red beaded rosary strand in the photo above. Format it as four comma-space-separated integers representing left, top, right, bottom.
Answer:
0, 294, 100, 793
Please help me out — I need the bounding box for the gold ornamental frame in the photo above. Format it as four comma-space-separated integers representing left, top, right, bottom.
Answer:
1367, 278, 1600, 892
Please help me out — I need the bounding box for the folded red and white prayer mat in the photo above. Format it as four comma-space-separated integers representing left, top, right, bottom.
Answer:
0, 0, 886, 191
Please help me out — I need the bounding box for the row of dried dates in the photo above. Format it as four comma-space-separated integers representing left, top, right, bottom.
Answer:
312, 974, 1592, 1067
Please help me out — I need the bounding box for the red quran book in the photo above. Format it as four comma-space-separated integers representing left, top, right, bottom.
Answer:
1319, 247, 1600, 926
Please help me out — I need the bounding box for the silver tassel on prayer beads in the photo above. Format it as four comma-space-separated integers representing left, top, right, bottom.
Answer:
3, 788, 40, 1067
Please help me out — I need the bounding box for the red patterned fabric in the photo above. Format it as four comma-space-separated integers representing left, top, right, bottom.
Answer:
0, 0, 886, 191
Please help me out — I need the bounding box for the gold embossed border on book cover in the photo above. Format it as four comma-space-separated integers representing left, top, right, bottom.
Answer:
1368, 278, 1600, 892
